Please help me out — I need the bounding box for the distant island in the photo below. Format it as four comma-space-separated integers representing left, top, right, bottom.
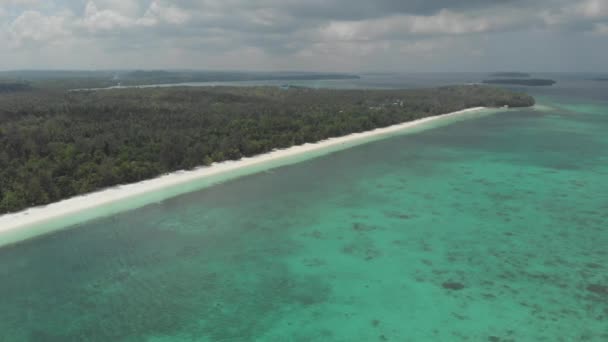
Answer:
483, 79, 556, 86
0, 82, 32, 93
0, 70, 360, 89
0, 84, 533, 213
490, 72, 531, 78
122, 70, 361, 85
591, 78, 608, 81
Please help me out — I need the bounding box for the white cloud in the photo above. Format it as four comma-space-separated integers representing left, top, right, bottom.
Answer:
80, 1, 134, 32
94, 0, 141, 16
579, 0, 608, 18
593, 22, 608, 34
408, 10, 492, 34
140, 0, 190, 26
8, 10, 69, 47
321, 10, 502, 42
2, 0, 43, 6
77, 1, 190, 33
542, 0, 608, 26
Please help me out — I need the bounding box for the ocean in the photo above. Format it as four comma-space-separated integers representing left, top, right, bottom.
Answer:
1, 73, 607, 341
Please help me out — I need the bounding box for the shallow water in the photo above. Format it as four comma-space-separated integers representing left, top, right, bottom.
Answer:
1, 75, 607, 341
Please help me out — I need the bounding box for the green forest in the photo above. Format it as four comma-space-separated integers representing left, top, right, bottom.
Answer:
0, 85, 534, 213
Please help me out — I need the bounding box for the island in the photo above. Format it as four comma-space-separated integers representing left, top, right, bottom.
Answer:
119, 70, 361, 86
490, 72, 531, 78
0, 84, 534, 213
591, 78, 608, 82
483, 79, 556, 86
0, 82, 32, 93
0, 70, 360, 89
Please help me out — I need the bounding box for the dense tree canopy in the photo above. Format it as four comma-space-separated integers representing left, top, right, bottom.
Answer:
0, 85, 534, 213
0, 83, 32, 93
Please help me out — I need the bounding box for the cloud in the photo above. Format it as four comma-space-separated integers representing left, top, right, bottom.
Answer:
320, 10, 500, 42
197, 0, 533, 22
594, 22, 608, 34
0, 0, 607, 71
542, 0, 608, 26
93, 0, 141, 16
141, 1, 190, 26
579, 0, 608, 18
77, 0, 191, 33
8, 10, 70, 47
80, 1, 134, 32
2, 0, 44, 6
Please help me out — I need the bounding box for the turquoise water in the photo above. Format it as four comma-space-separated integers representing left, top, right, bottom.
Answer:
1, 76, 608, 341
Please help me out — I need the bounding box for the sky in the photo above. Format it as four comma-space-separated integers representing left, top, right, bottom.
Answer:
0, 0, 607, 72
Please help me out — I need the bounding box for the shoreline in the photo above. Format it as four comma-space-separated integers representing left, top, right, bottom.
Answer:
0, 106, 492, 247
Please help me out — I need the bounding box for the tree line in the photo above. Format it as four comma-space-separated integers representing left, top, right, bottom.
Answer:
0, 85, 534, 213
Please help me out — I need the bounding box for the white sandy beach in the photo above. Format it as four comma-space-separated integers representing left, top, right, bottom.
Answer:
0, 107, 488, 246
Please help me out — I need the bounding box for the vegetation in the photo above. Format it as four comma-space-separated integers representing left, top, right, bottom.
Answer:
483, 79, 556, 86
120, 70, 360, 85
0, 82, 32, 93
0, 85, 534, 213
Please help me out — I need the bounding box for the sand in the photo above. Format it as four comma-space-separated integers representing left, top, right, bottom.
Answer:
0, 107, 487, 247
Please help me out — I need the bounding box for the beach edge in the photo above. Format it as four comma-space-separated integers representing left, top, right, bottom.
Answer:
0, 106, 495, 247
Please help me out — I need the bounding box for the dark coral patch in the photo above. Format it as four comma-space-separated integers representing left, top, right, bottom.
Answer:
587, 284, 608, 295
384, 211, 413, 220
352, 222, 377, 232
442, 282, 465, 290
